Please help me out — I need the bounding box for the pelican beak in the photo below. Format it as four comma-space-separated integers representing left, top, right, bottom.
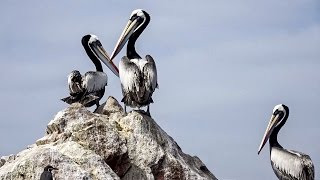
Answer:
110, 16, 143, 60
89, 39, 119, 77
53, 167, 58, 170
257, 114, 280, 154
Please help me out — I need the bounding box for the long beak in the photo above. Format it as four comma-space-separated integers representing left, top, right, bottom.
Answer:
110, 18, 141, 60
257, 114, 279, 154
53, 167, 58, 170
89, 40, 119, 77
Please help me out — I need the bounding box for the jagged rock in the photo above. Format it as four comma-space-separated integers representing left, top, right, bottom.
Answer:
0, 96, 217, 180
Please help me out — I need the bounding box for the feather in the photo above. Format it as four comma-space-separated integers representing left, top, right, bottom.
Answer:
82, 71, 108, 93
119, 56, 141, 93
67, 70, 83, 95
271, 147, 314, 180
119, 55, 157, 108
143, 55, 158, 91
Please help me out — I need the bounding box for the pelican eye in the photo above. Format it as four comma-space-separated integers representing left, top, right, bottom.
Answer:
94, 40, 102, 47
130, 14, 138, 21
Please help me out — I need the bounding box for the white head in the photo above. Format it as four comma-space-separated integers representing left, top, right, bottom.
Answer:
88, 34, 99, 44
130, 9, 146, 19
273, 104, 285, 114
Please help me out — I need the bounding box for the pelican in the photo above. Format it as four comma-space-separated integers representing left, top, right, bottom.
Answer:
258, 104, 314, 180
110, 9, 158, 116
61, 34, 119, 110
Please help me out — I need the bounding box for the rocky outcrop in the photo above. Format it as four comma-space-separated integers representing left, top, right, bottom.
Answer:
0, 97, 217, 180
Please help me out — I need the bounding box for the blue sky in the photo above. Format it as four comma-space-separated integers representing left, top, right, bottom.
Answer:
0, 1, 319, 179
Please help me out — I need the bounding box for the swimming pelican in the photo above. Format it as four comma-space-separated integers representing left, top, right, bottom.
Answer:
61, 34, 119, 110
110, 9, 158, 116
258, 104, 314, 180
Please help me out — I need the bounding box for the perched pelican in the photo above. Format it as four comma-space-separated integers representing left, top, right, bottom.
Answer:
258, 104, 314, 180
61, 34, 119, 110
40, 165, 58, 180
110, 9, 158, 116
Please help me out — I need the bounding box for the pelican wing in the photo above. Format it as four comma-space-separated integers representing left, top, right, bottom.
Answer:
82, 71, 108, 93
119, 56, 142, 94
143, 55, 158, 91
271, 148, 314, 180
288, 150, 314, 180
